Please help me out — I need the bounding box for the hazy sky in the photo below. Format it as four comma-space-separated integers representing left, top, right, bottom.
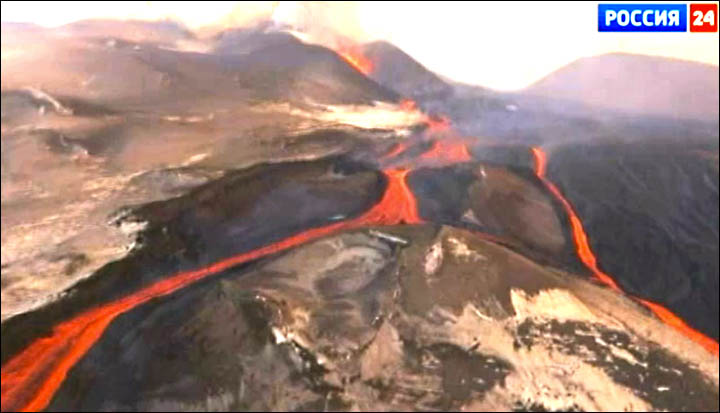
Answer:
2, 1, 718, 90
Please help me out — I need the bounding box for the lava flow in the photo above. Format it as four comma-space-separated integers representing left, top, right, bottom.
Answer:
421, 139, 472, 163
0, 168, 421, 412
399, 98, 418, 112
398, 98, 450, 132
425, 114, 451, 132
336, 44, 374, 75
389, 99, 468, 164
531, 147, 719, 356
381, 98, 461, 164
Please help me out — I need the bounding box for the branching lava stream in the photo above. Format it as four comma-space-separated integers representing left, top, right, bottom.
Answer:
2, 140, 717, 412
421, 140, 472, 163
0, 168, 421, 412
531, 147, 719, 356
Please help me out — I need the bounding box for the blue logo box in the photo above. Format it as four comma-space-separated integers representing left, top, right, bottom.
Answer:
598, 4, 687, 32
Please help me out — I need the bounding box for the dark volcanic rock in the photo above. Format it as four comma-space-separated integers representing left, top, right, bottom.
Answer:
0, 157, 385, 364
1, 24, 397, 109
2, 19, 718, 413
467, 164, 566, 257
212, 22, 302, 55
516, 319, 719, 412
45, 226, 719, 411
547, 141, 720, 341
221, 41, 399, 105
408, 164, 477, 224
362, 40, 453, 101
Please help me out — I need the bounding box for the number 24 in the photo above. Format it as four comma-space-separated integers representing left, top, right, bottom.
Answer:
693, 10, 715, 26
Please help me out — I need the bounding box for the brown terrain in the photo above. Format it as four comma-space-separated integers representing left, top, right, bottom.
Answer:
1, 19, 718, 412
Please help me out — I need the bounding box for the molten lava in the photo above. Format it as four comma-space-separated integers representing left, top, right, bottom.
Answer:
421, 140, 472, 163
532, 148, 620, 292
7, 142, 715, 413
0, 168, 422, 412
397, 98, 450, 132
337, 45, 374, 75
531, 147, 719, 356
356, 168, 423, 225
425, 114, 451, 132
381, 99, 468, 165
399, 98, 418, 112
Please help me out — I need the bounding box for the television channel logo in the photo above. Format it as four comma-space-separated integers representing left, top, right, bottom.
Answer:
689, 3, 718, 32
599, 4, 688, 31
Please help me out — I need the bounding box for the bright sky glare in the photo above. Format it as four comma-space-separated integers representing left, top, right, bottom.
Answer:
2, 1, 718, 90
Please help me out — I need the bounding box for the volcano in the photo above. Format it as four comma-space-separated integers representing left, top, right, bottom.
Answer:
1, 18, 718, 412
525, 53, 720, 122
361, 41, 453, 101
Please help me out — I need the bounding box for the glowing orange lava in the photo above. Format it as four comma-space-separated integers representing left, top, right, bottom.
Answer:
0, 168, 421, 412
398, 98, 451, 132
531, 147, 719, 356
425, 114, 451, 132
337, 45, 374, 75
357, 168, 423, 225
399, 98, 418, 112
421, 140, 472, 163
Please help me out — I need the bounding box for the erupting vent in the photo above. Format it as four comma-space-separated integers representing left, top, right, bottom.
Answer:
337, 44, 374, 75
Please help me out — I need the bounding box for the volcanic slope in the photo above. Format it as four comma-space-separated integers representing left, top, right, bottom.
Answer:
525, 53, 719, 122
1, 19, 719, 413
2, 157, 718, 412
361, 40, 453, 101
543, 141, 720, 341
1, 21, 404, 324
1, 21, 398, 110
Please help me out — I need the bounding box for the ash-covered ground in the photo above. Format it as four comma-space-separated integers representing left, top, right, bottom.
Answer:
1, 19, 718, 412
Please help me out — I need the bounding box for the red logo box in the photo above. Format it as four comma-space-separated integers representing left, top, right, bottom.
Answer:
690, 3, 718, 32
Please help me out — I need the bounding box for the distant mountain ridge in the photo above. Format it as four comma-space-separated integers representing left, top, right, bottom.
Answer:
525, 53, 719, 122
4, 19, 717, 122
353, 44, 718, 123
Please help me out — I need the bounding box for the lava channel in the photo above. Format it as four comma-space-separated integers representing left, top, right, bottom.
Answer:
0, 168, 421, 412
398, 98, 451, 132
531, 147, 719, 356
336, 44, 374, 75
421, 139, 472, 163
425, 114, 451, 132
